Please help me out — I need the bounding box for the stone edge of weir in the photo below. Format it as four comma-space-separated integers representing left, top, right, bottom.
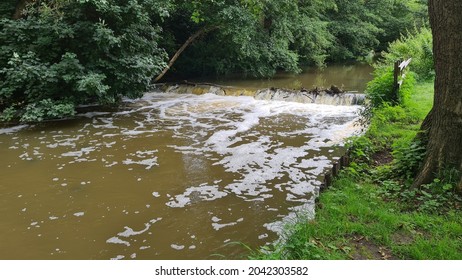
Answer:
152, 83, 366, 106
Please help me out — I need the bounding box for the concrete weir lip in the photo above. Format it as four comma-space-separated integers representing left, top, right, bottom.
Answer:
155, 83, 366, 106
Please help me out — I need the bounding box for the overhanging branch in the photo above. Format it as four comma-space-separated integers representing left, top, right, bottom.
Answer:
154, 26, 219, 83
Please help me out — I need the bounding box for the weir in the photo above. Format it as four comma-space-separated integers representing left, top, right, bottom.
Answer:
156, 84, 366, 106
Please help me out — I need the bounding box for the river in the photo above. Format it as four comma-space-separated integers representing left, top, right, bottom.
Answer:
193, 63, 373, 92
0, 64, 372, 260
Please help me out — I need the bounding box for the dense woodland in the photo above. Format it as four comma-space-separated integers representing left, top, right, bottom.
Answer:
0, 0, 428, 122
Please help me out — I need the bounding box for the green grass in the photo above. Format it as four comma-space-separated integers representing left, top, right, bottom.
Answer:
252, 81, 462, 260
254, 176, 462, 260
366, 82, 433, 147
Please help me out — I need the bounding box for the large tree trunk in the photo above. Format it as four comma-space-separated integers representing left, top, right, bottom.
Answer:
413, 0, 462, 191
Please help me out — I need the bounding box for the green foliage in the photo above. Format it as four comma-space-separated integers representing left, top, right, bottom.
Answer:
161, 0, 427, 78
19, 99, 75, 123
163, 0, 335, 78
365, 67, 416, 108
0, 0, 169, 122
380, 171, 462, 214
0, 0, 15, 19
391, 139, 426, 180
376, 27, 434, 81
374, 0, 429, 52
327, 0, 381, 61
365, 67, 395, 107
355, 78, 460, 215
328, 2, 429, 119
347, 136, 375, 164
327, 0, 428, 61
397, 71, 416, 106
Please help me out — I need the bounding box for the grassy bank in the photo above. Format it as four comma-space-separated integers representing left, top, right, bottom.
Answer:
253, 82, 462, 260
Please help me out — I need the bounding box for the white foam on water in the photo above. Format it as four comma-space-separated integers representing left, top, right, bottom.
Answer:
73, 212, 85, 217
61, 147, 96, 158
166, 184, 228, 208
110, 255, 125, 260
122, 158, 158, 170
122, 150, 159, 170
106, 237, 130, 246
122, 91, 361, 247
122, 91, 361, 210
0, 125, 29, 135
212, 217, 244, 231
171, 244, 185, 250
211, 216, 221, 223
264, 203, 315, 235
77, 112, 111, 118
117, 224, 151, 238
258, 233, 269, 240
295, 156, 331, 175
106, 218, 162, 250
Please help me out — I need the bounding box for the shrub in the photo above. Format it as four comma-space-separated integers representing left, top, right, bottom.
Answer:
376, 27, 434, 81
392, 139, 426, 180
380, 170, 462, 214
365, 67, 416, 108
363, 26, 430, 114
0, 0, 168, 122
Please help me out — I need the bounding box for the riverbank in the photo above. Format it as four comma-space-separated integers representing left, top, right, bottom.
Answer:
253, 81, 462, 260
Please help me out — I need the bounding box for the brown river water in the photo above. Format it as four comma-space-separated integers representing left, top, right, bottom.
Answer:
194, 63, 373, 92
0, 65, 372, 260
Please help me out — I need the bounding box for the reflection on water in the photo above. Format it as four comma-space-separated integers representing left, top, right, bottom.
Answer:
0, 92, 361, 259
194, 64, 373, 92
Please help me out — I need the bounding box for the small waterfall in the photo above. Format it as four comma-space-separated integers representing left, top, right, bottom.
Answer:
254, 88, 365, 105
158, 84, 365, 106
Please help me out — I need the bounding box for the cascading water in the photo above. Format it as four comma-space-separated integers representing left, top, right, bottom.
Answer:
160, 84, 366, 106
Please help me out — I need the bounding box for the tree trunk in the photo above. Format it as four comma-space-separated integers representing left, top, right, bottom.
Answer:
413, 0, 462, 191
153, 26, 218, 83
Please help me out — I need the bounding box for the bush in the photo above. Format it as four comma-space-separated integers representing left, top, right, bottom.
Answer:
391, 139, 427, 180
376, 27, 434, 81
365, 67, 416, 108
363, 26, 430, 114
0, 0, 168, 122
380, 171, 462, 214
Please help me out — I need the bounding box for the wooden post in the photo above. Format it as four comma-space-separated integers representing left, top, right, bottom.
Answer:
341, 155, 350, 168
320, 151, 352, 192
332, 162, 340, 177
323, 172, 332, 189
392, 60, 401, 104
